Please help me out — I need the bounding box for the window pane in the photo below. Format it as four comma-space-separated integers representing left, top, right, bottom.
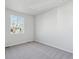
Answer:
10, 15, 24, 34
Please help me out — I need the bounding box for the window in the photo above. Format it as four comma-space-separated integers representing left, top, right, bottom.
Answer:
10, 15, 24, 34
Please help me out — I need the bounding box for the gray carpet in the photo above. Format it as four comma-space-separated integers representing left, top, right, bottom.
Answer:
5, 41, 73, 59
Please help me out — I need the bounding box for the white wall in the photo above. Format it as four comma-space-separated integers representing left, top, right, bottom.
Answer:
5, 8, 34, 47
35, 1, 73, 53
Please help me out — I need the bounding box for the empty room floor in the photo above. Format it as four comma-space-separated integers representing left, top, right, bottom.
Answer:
5, 41, 73, 59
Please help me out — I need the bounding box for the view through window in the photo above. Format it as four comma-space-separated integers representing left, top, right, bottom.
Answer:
10, 15, 24, 34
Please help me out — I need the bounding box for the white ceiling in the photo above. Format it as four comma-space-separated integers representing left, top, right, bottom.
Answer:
5, 0, 72, 15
